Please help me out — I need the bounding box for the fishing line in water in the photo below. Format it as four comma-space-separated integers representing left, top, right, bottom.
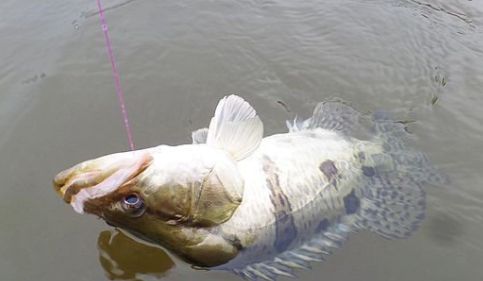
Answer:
95, 0, 135, 150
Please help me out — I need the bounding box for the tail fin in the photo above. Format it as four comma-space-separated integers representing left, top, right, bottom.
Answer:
354, 112, 448, 239
286, 102, 447, 239
371, 112, 449, 186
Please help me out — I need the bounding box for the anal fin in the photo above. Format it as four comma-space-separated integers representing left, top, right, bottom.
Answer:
232, 222, 351, 281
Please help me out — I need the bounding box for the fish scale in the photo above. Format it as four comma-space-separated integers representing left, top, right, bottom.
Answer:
215, 129, 370, 270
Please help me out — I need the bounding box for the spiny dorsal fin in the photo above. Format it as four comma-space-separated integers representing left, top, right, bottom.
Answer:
192, 128, 208, 144
207, 95, 263, 161
285, 116, 310, 132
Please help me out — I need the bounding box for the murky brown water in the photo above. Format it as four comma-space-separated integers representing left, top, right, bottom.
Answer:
1, 0, 483, 280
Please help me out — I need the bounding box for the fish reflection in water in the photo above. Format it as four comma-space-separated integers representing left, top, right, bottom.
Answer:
53, 95, 447, 280
98, 229, 174, 280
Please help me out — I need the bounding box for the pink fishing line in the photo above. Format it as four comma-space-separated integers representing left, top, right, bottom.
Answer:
96, 0, 135, 150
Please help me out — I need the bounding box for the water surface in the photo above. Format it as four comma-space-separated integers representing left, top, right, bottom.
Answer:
1, 0, 483, 280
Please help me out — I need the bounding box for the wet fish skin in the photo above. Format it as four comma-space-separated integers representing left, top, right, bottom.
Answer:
53, 95, 444, 279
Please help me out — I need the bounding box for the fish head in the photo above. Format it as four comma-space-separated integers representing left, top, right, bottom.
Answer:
53, 145, 244, 267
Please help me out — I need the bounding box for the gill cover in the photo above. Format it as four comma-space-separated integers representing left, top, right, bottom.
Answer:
190, 158, 244, 226
195, 95, 264, 225
143, 95, 262, 226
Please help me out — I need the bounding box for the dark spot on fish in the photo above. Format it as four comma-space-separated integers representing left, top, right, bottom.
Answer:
362, 166, 375, 177
229, 236, 243, 251
222, 234, 244, 251
319, 160, 339, 189
278, 194, 286, 207
316, 219, 330, 233
343, 189, 360, 215
320, 160, 338, 179
263, 155, 297, 253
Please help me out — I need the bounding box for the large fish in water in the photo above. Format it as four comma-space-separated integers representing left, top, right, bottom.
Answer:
53, 95, 446, 280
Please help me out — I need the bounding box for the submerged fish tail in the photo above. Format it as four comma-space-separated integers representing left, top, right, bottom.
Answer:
352, 111, 448, 239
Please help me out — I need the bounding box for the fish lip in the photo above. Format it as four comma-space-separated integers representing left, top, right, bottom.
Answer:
53, 151, 153, 205
53, 173, 71, 202
53, 162, 109, 203
53, 170, 100, 203
53, 171, 104, 203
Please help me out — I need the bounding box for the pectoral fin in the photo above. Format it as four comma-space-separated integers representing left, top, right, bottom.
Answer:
206, 95, 263, 161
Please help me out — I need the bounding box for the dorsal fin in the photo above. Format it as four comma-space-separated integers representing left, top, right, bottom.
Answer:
207, 95, 263, 161
286, 101, 360, 135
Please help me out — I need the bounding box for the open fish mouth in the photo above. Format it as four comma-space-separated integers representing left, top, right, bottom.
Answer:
53, 151, 152, 211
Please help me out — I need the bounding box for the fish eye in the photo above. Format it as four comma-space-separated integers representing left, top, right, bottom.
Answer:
121, 194, 146, 217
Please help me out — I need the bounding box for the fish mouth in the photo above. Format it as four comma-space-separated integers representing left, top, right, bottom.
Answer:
53, 151, 152, 211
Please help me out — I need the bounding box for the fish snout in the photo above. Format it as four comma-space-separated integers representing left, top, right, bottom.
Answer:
54, 168, 106, 203
53, 151, 153, 205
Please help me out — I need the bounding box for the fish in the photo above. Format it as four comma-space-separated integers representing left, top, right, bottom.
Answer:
53, 95, 447, 280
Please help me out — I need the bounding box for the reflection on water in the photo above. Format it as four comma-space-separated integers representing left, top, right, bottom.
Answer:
98, 230, 174, 280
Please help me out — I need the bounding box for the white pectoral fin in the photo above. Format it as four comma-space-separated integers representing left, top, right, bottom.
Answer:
207, 95, 263, 160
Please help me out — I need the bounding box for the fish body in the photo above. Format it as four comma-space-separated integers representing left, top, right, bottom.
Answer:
53, 95, 446, 280
214, 129, 369, 269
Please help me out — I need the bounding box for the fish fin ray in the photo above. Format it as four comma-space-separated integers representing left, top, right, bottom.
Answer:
308, 101, 360, 135
371, 112, 449, 186
285, 116, 310, 132
207, 95, 263, 160
355, 173, 426, 239
232, 223, 351, 281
